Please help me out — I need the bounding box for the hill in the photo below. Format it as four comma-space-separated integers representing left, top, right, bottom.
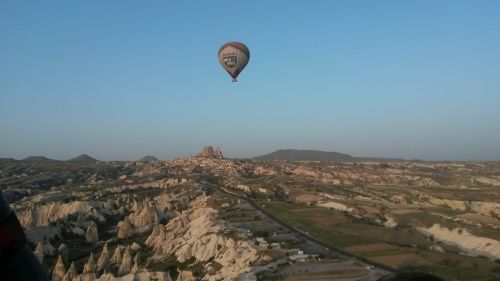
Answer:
254, 149, 353, 161
21, 156, 58, 162
67, 154, 98, 163
139, 155, 159, 162
254, 149, 401, 162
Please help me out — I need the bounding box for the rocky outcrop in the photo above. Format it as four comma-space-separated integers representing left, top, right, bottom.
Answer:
97, 243, 110, 272
177, 271, 195, 281
131, 242, 142, 252
86, 225, 99, 243
82, 272, 97, 281
44, 241, 56, 255
62, 262, 76, 281
134, 252, 140, 265
17, 200, 105, 228
25, 225, 61, 243
34, 241, 43, 263
197, 146, 223, 159
472, 177, 500, 187
128, 199, 159, 234
117, 217, 134, 239
253, 166, 277, 176
82, 253, 97, 281
95, 271, 171, 281
384, 215, 398, 228
84, 252, 96, 273
317, 201, 353, 212
111, 245, 123, 265
469, 201, 500, 217
118, 247, 133, 276
52, 255, 66, 281
426, 196, 500, 217
59, 243, 69, 266
417, 223, 500, 259
131, 261, 138, 274
135, 271, 172, 281
146, 197, 262, 280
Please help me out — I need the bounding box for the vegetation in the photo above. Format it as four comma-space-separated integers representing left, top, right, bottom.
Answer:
259, 200, 500, 281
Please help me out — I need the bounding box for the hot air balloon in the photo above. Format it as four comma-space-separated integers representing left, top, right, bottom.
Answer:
218, 42, 250, 82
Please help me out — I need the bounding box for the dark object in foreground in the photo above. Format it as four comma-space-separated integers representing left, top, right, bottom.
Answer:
0, 189, 49, 281
378, 272, 444, 281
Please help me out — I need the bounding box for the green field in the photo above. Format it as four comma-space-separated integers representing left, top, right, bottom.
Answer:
259, 200, 500, 281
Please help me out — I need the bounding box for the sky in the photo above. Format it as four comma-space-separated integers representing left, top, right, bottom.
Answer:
1, 1, 499, 161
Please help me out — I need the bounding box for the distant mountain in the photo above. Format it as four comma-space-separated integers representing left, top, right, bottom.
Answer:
139, 155, 159, 162
0, 157, 17, 163
67, 154, 98, 163
254, 149, 353, 161
21, 156, 58, 162
254, 149, 402, 162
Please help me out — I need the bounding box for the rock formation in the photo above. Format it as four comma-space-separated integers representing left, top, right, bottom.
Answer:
418, 223, 500, 259
131, 242, 142, 252
59, 243, 69, 266
197, 146, 223, 159
44, 241, 56, 255
97, 242, 110, 272
34, 241, 43, 263
86, 225, 99, 243
128, 199, 159, 234
62, 262, 76, 281
95, 271, 171, 281
52, 255, 66, 281
82, 272, 96, 281
133, 252, 140, 265
84, 252, 96, 273
145, 197, 262, 280
177, 271, 195, 281
117, 217, 134, 239
135, 271, 172, 281
111, 245, 123, 265
17, 201, 104, 228
118, 247, 133, 276
131, 261, 138, 273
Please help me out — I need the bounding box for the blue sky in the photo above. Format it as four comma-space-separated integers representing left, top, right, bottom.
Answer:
1, 1, 499, 161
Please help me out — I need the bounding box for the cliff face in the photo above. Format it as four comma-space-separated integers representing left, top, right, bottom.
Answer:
417, 223, 500, 259
17, 200, 105, 228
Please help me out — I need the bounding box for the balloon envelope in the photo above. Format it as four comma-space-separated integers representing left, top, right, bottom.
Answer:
218, 42, 250, 82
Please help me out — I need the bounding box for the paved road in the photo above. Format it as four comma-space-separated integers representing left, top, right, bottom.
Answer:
205, 182, 398, 280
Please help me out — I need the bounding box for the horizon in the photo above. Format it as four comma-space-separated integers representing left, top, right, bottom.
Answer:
2, 146, 500, 162
2, 1, 500, 161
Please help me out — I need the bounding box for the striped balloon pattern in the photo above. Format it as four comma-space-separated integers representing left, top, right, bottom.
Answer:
218, 42, 250, 82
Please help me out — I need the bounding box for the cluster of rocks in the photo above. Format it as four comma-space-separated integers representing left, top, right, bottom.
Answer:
40, 183, 263, 280
197, 146, 223, 159
16, 200, 105, 228
51, 242, 170, 281
117, 193, 191, 239
145, 196, 267, 280
135, 146, 241, 178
